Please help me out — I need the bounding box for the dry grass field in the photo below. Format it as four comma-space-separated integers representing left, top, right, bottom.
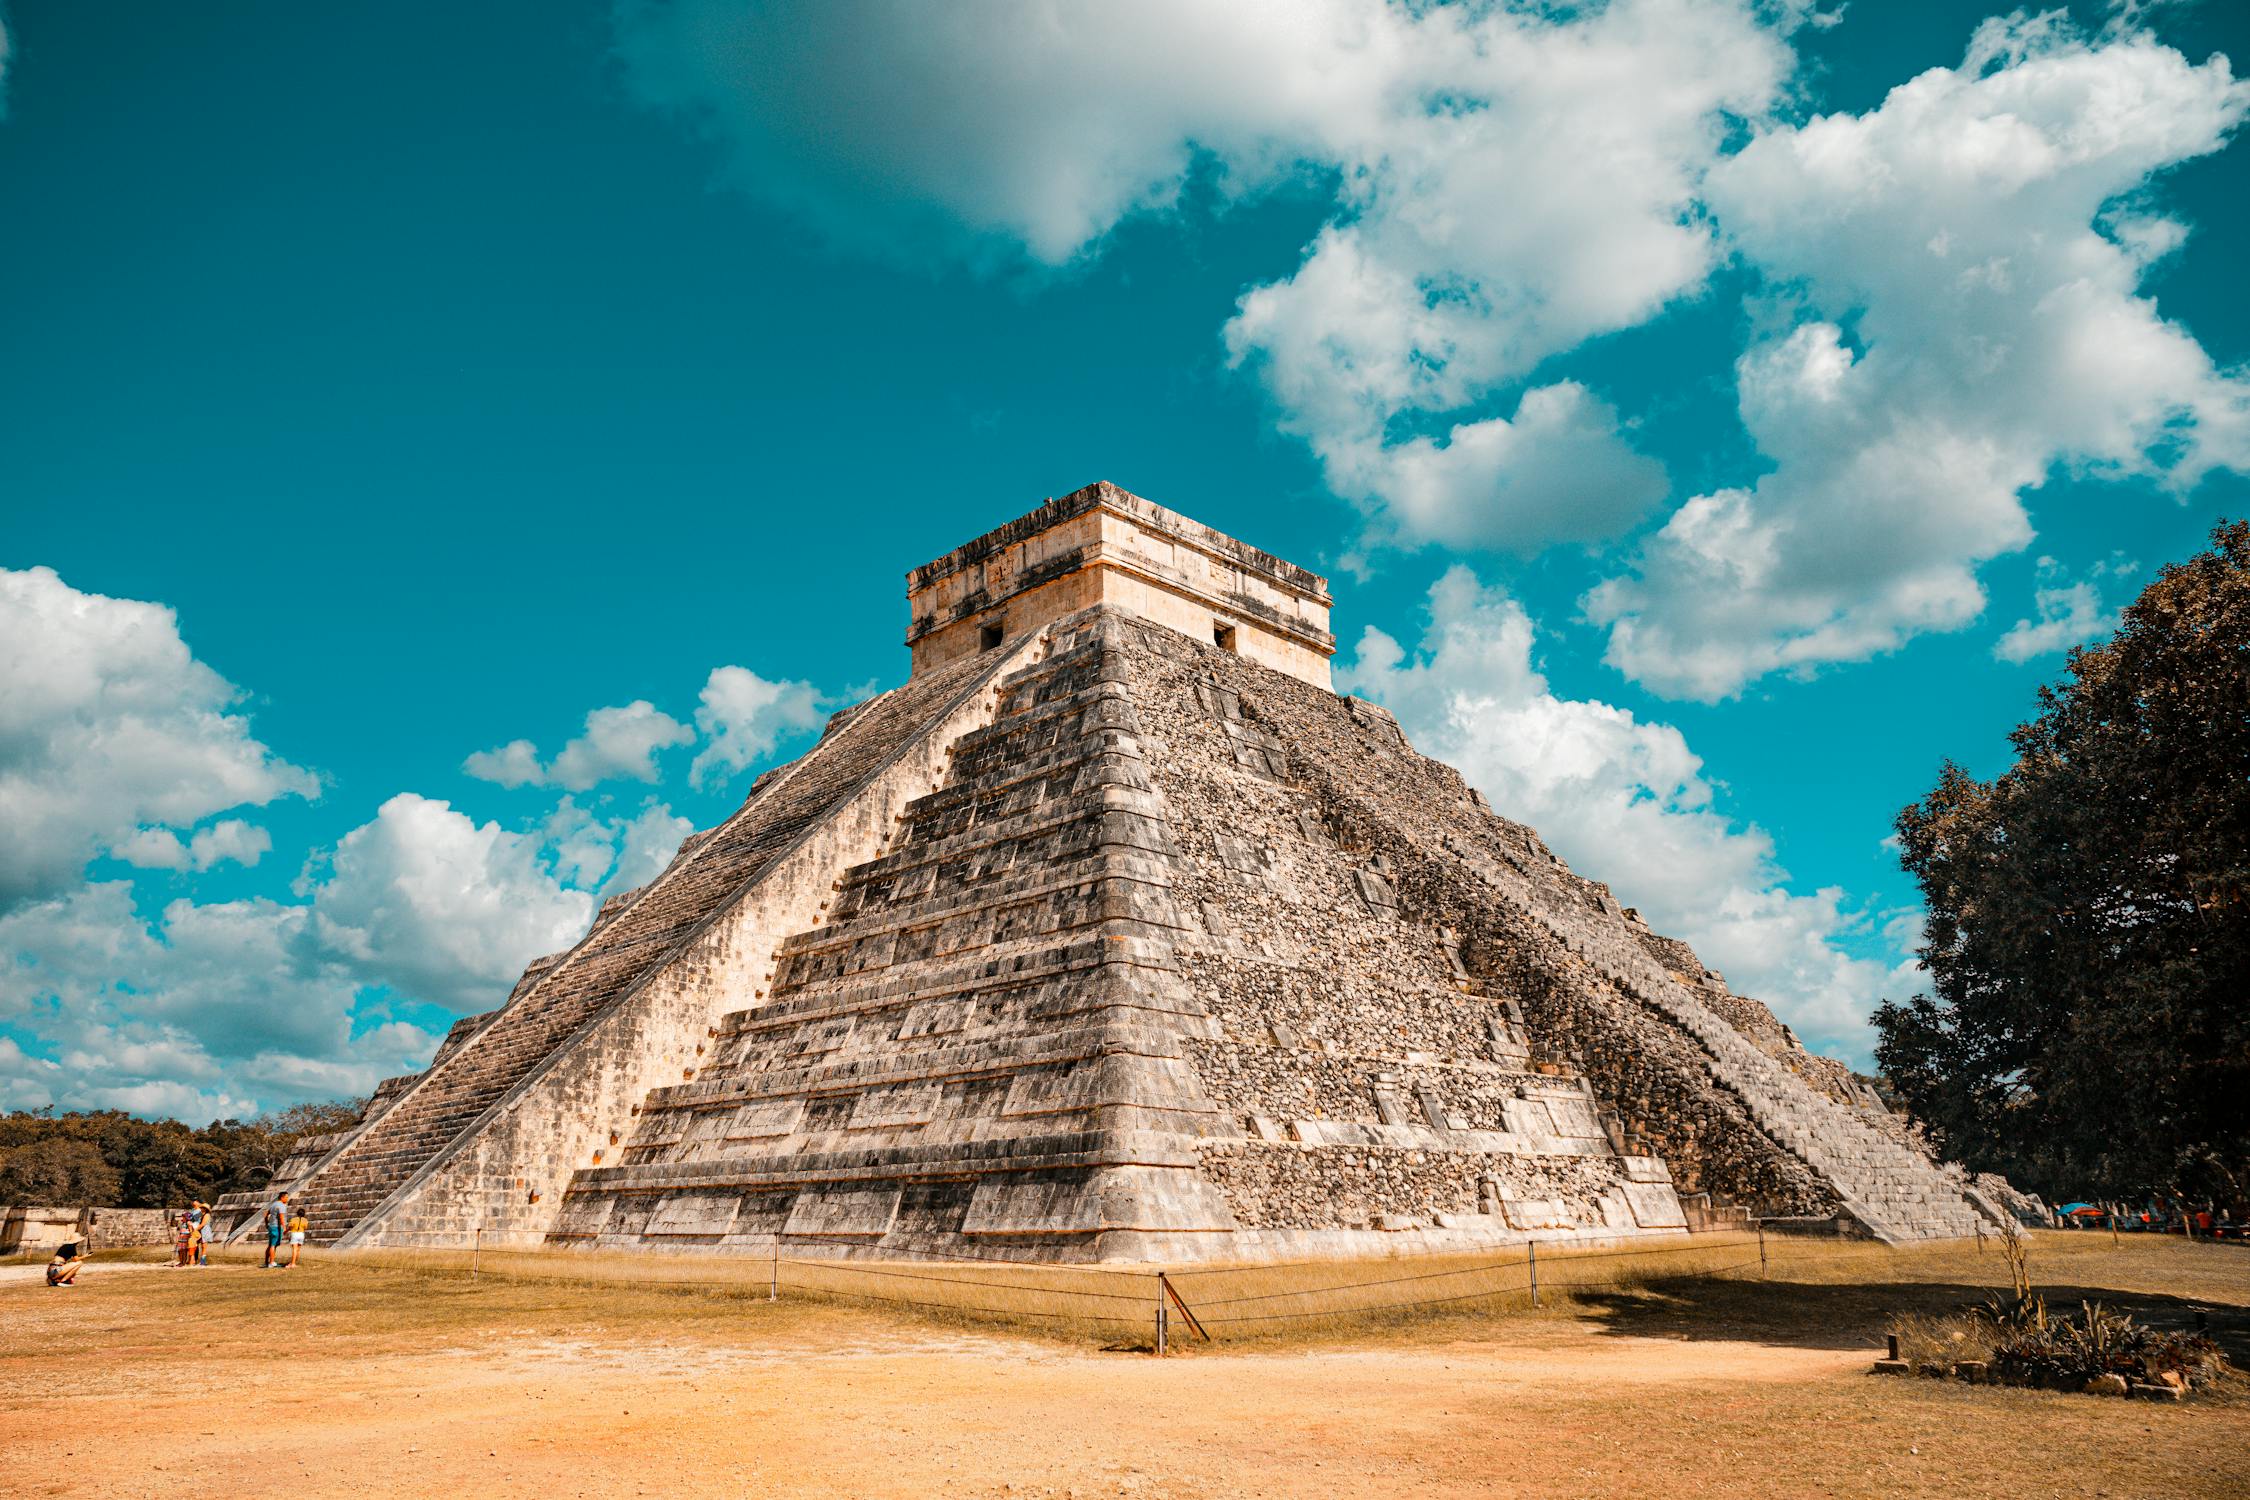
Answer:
2, 1231, 2243, 1498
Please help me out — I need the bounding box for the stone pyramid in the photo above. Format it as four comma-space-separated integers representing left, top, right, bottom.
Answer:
237, 484, 2024, 1260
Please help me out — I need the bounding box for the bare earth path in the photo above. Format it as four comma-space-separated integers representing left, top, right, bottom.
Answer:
4, 1238, 2245, 1499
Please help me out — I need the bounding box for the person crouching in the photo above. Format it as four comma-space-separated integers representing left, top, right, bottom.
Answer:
47, 1243, 86, 1287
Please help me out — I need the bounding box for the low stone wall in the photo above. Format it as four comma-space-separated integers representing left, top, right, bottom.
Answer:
2, 1205, 175, 1254
84, 1207, 176, 1248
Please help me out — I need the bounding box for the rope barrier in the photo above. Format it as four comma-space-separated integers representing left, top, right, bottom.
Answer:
773, 1277, 1146, 1325
1194, 1254, 1769, 1326
1200, 1279, 1538, 1325
1537, 1257, 1763, 1289
780, 1256, 1153, 1302
339, 1225, 1845, 1339
773, 1233, 1153, 1277
1190, 1259, 1531, 1309
1163, 1231, 1761, 1281
1504, 1235, 1761, 1266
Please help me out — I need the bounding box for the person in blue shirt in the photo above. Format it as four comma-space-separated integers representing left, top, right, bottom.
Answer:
262, 1192, 290, 1269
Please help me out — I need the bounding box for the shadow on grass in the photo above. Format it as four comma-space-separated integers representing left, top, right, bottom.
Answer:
1571, 1273, 2250, 1366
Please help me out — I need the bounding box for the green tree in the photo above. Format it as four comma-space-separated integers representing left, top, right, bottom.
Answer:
0, 1098, 370, 1206
0, 1138, 123, 1205
1877, 520, 2250, 1204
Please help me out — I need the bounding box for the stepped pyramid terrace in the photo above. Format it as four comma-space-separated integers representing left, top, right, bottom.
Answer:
215, 482, 2035, 1261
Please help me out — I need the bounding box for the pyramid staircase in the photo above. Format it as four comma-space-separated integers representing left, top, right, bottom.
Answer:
1463, 854, 1989, 1242
272, 645, 1024, 1248
552, 617, 1242, 1256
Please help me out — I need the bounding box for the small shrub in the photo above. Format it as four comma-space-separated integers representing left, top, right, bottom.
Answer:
1989, 1301, 2225, 1391
1889, 1300, 2228, 1392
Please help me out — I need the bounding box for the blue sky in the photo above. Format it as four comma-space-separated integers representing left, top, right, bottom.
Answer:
3, 0, 2245, 1120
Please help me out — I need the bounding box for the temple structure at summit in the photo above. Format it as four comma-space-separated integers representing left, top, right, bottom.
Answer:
218, 482, 2033, 1260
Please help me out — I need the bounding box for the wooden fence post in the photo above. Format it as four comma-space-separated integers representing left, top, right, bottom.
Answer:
1528, 1241, 1539, 1308
770, 1235, 779, 1303
472, 1224, 481, 1280
1156, 1274, 1169, 1358
1757, 1219, 1767, 1274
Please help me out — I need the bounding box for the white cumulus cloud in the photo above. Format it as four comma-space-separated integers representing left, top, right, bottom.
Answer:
1586, 18, 2250, 699
542, 796, 695, 902
1221, 0, 1789, 553
621, 5, 2248, 693
112, 817, 274, 874
616, 0, 1374, 265
464, 699, 694, 790
0, 782, 702, 1118
301, 793, 599, 1012
0, 562, 712, 1117
620, 0, 1792, 555
1312, 381, 1672, 555
1344, 567, 1906, 1057
1992, 554, 2135, 663
0, 881, 441, 1121
690, 665, 825, 787
0, 565, 318, 911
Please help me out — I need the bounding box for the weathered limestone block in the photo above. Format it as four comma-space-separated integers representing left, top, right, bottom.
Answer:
786, 1187, 903, 1239
1622, 1182, 1689, 1229
1501, 1198, 1574, 1231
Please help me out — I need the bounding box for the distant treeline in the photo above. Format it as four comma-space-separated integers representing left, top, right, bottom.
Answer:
0, 1102, 366, 1209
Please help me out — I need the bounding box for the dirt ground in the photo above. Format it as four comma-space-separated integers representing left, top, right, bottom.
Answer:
3, 1235, 2245, 1499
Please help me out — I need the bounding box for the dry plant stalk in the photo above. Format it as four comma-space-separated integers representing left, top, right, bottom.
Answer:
1998, 1217, 2032, 1305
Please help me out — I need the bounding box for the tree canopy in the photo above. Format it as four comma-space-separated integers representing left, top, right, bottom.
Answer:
0, 1099, 366, 1208
1876, 520, 2249, 1204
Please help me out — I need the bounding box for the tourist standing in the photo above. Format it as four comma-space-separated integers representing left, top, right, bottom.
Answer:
282, 1207, 308, 1269
262, 1191, 290, 1268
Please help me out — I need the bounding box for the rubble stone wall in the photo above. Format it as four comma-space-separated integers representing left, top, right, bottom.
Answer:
1116, 620, 1680, 1246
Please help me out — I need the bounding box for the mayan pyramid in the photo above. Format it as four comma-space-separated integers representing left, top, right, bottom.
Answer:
224, 483, 2027, 1260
